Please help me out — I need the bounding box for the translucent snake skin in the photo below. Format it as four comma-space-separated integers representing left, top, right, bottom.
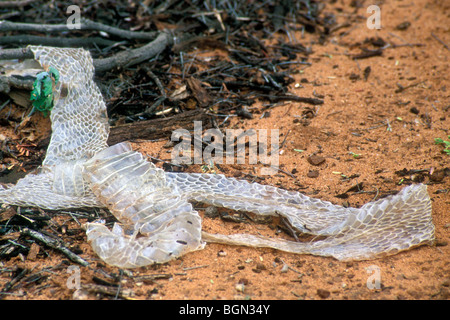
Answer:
0, 46, 435, 268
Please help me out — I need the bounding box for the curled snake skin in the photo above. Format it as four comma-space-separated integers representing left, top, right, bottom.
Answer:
0, 46, 435, 267
83, 142, 204, 268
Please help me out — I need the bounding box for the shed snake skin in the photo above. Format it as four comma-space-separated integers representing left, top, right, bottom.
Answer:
0, 46, 435, 268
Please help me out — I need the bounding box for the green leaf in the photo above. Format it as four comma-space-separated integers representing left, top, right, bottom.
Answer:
30, 69, 57, 117
434, 137, 450, 156
30, 74, 45, 100
48, 66, 60, 84
41, 76, 53, 97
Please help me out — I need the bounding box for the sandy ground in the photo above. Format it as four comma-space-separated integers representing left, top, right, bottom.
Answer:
0, 0, 449, 300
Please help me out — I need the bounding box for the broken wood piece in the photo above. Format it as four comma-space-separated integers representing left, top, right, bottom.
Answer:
1, 267, 27, 294
0, 35, 117, 48
94, 31, 173, 72
107, 109, 211, 145
186, 77, 212, 108
133, 274, 172, 284
0, 19, 158, 40
21, 228, 89, 267
257, 94, 324, 105
79, 283, 134, 299
352, 49, 383, 60
307, 155, 326, 166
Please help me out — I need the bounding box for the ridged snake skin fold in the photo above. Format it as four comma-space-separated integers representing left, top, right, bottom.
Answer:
0, 46, 436, 267
83, 142, 204, 268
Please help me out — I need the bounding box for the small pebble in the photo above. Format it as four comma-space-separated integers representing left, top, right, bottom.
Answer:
435, 240, 448, 247
256, 263, 266, 270
307, 155, 325, 166
307, 170, 319, 178
396, 21, 411, 30
409, 106, 420, 114
72, 289, 89, 300
204, 206, 219, 218
317, 289, 330, 299
217, 250, 227, 257
235, 283, 245, 293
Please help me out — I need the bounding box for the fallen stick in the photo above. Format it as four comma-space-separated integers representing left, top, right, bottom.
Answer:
94, 31, 173, 72
107, 109, 211, 145
257, 93, 324, 105
352, 48, 383, 59
431, 32, 449, 51
0, 18, 158, 40
0, 0, 36, 8
0, 35, 117, 48
80, 283, 134, 299
21, 228, 89, 267
0, 267, 27, 294
0, 47, 34, 60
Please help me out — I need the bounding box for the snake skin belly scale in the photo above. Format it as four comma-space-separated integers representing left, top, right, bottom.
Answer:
0, 46, 435, 268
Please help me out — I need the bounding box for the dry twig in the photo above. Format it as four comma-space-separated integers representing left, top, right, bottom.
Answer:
0, 18, 158, 40
21, 228, 89, 267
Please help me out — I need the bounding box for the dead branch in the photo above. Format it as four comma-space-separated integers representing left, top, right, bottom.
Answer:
108, 109, 211, 145
0, 35, 118, 48
0, 18, 158, 40
80, 283, 134, 299
21, 228, 89, 267
0, 75, 33, 94
0, 0, 35, 8
94, 31, 173, 72
256, 93, 324, 105
352, 48, 384, 59
0, 267, 27, 295
0, 47, 33, 60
